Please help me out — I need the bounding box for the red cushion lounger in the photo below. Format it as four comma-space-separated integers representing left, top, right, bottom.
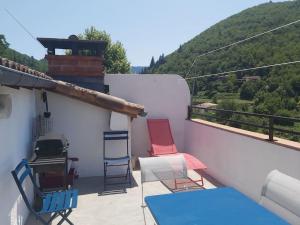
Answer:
147, 119, 207, 186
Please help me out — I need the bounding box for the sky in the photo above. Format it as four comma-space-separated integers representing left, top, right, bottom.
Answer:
1, 0, 285, 66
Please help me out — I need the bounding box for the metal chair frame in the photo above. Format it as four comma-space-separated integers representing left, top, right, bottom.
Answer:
11, 159, 78, 225
103, 131, 131, 188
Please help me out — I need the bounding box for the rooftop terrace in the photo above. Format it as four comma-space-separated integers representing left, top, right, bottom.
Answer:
25, 171, 220, 225
1, 62, 300, 224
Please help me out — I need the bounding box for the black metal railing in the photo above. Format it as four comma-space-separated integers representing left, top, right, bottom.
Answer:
188, 106, 300, 141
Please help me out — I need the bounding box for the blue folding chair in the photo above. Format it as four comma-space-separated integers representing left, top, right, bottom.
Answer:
103, 131, 131, 189
11, 159, 78, 225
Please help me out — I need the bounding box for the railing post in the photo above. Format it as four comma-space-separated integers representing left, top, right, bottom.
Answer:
269, 117, 274, 141
187, 106, 192, 120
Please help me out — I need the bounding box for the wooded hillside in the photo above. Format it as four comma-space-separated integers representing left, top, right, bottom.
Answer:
0, 35, 47, 72
149, 1, 300, 140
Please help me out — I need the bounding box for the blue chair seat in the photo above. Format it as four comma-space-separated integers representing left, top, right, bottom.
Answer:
39, 189, 78, 214
104, 156, 130, 166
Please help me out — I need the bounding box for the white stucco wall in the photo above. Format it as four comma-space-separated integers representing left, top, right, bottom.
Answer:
45, 92, 131, 177
105, 74, 190, 157
0, 86, 36, 225
184, 120, 300, 201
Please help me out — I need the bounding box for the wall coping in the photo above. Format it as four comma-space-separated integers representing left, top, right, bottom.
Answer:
190, 119, 300, 152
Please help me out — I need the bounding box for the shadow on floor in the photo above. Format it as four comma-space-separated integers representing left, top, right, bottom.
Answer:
74, 175, 139, 196
161, 178, 204, 193
161, 169, 225, 193
196, 170, 225, 187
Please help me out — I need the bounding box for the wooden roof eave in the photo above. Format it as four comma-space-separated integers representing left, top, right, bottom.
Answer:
0, 57, 144, 117
48, 80, 144, 118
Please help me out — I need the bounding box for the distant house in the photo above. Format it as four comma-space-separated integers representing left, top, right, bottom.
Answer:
242, 76, 261, 82
197, 102, 218, 109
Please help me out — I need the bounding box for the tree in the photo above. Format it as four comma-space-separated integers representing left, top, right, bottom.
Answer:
254, 91, 283, 114
240, 80, 263, 100
78, 26, 130, 73
291, 76, 300, 95
157, 54, 165, 65
216, 99, 239, 120
0, 34, 47, 72
178, 45, 183, 53
0, 34, 9, 55
224, 74, 238, 93
149, 57, 155, 68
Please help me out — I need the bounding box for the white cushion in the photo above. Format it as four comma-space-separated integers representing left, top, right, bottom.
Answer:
139, 155, 187, 183
260, 170, 300, 224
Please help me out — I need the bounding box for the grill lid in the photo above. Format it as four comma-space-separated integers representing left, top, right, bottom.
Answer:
34, 133, 69, 157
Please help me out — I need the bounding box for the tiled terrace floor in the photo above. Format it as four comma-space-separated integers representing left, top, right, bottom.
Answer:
26, 170, 221, 225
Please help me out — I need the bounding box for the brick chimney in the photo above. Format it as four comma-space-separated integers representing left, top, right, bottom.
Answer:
38, 35, 107, 92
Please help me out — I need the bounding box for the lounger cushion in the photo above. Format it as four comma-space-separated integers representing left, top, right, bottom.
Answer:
147, 119, 207, 170
147, 119, 178, 155
157, 153, 207, 170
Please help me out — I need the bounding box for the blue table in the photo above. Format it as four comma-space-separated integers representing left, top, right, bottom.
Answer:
145, 187, 289, 225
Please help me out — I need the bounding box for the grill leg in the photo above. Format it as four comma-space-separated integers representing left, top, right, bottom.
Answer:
104, 162, 107, 190
127, 160, 131, 187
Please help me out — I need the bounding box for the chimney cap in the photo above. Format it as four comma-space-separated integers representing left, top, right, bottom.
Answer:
37, 37, 107, 55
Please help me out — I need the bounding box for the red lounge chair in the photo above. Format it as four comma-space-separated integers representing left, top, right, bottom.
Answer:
147, 119, 207, 186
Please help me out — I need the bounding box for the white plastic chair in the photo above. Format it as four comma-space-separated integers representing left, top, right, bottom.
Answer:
139, 155, 188, 206
260, 170, 300, 225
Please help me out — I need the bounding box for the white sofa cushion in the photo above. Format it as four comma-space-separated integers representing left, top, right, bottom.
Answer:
260, 170, 300, 225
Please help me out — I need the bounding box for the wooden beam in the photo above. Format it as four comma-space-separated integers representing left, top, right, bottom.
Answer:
47, 81, 144, 118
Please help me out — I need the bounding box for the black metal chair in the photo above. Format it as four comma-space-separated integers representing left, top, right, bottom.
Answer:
11, 159, 78, 225
103, 131, 131, 188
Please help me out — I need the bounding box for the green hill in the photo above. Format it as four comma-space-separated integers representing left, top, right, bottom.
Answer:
150, 0, 300, 140
152, 1, 300, 77
0, 34, 47, 72
150, 0, 300, 101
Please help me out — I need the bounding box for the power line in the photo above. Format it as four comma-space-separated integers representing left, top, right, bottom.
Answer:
184, 18, 300, 78
5, 8, 39, 44
186, 60, 300, 80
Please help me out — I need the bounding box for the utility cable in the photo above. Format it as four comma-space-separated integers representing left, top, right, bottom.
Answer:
186, 60, 300, 80
184, 18, 300, 78
4, 8, 43, 47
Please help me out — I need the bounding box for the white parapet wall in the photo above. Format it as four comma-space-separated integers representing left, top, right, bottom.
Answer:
184, 119, 300, 201
105, 74, 191, 157
0, 86, 36, 225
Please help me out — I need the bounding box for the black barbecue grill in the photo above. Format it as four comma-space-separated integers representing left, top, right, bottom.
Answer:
35, 139, 67, 157
29, 134, 69, 190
